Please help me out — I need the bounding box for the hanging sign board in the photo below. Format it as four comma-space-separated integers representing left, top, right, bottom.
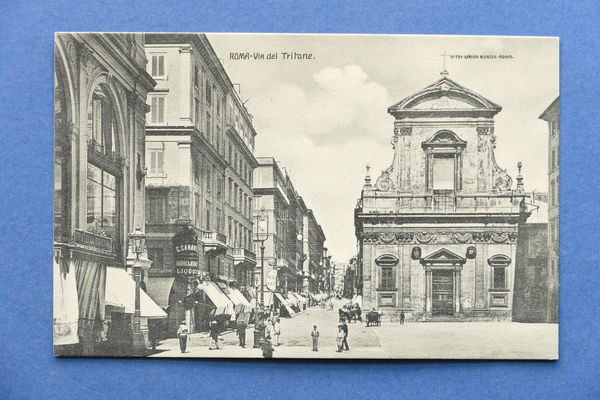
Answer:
266, 269, 278, 291
173, 226, 200, 275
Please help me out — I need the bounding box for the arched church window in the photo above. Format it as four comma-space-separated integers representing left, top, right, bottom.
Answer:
86, 84, 121, 245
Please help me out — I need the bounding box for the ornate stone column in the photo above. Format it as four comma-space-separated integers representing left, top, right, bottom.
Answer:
424, 268, 432, 316
455, 267, 462, 317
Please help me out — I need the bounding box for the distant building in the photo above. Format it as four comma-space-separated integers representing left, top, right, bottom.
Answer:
252, 157, 327, 303
539, 97, 559, 323
343, 257, 358, 299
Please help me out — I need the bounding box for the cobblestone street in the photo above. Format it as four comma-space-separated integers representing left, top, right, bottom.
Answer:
149, 299, 558, 359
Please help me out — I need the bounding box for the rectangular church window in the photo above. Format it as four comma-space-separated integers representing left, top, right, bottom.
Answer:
432, 154, 454, 190
493, 267, 506, 289
380, 267, 395, 289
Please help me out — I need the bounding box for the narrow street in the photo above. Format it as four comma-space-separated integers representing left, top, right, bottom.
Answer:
149, 299, 558, 359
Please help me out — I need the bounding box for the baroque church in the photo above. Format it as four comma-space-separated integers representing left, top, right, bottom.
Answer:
354, 72, 531, 321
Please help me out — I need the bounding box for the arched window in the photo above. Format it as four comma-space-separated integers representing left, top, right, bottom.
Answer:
86, 84, 121, 244
54, 64, 71, 242
87, 85, 118, 156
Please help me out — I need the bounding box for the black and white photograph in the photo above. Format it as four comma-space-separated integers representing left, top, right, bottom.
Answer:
53, 33, 559, 359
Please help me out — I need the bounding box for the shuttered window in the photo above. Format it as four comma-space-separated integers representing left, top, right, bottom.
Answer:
150, 55, 165, 77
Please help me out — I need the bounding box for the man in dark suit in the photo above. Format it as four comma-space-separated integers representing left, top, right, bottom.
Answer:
237, 320, 247, 347
341, 320, 349, 350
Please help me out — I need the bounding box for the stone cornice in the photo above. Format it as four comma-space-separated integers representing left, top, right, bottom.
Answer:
360, 230, 517, 245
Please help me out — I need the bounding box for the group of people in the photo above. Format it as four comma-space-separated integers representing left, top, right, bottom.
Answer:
176, 319, 224, 353
336, 320, 350, 352
339, 303, 362, 323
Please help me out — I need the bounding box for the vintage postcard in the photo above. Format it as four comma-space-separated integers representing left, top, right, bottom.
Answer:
53, 33, 559, 359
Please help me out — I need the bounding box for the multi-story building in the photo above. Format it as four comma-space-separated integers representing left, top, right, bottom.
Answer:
53, 33, 159, 355
253, 158, 327, 311
142, 34, 257, 336
513, 196, 549, 322
355, 73, 531, 321
253, 158, 310, 293
343, 257, 358, 299
539, 97, 559, 323
333, 261, 347, 296
303, 209, 326, 295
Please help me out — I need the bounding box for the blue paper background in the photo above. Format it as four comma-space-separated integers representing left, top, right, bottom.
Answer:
1, 1, 599, 398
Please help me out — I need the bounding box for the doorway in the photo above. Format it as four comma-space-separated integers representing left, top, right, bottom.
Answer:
432, 270, 454, 316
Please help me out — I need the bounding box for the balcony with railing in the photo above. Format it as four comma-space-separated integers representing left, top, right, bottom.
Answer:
233, 247, 257, 265
358, 192, 528, 222
202, 231, 228, 254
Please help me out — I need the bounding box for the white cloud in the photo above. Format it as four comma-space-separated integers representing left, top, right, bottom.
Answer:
252, 65, 391, 146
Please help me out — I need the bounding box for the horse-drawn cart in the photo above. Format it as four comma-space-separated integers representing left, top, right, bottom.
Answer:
366, 310, 382, 326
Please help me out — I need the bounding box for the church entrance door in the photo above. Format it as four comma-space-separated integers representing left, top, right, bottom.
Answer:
432, 270, 454, 316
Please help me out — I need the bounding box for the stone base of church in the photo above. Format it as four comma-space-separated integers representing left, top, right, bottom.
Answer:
374, 308, 512, 323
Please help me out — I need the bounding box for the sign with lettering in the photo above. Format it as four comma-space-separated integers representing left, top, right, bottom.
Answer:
266, 269, 278, 291
173, 226, 199, 276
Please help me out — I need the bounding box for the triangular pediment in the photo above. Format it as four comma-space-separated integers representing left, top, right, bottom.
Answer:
388, 76, 501, 118
421, 248, 466, 264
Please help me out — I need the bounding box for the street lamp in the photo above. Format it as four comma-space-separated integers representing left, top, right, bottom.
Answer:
253, 208, 269, 348
128, 227, 147, 356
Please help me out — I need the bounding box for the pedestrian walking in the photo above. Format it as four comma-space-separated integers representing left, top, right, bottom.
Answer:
237, 320, 247, 347
341, 320, 349, 350
209, 320, 220, 350
311, 325, 320, 351
400, 310, 405, 325
177, 320, 189, 353
273, 317, 281, 346
336, 325, 344, 352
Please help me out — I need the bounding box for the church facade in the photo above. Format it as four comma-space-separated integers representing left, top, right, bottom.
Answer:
354, 74, 530, 321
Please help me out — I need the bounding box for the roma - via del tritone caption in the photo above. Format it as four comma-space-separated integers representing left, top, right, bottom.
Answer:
53, 33, 559, 359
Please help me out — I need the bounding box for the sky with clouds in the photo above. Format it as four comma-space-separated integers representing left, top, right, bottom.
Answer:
207, 34, 559, 264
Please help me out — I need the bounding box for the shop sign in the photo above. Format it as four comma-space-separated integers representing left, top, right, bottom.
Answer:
266, 269, 278, 291
173, 226, 199, 276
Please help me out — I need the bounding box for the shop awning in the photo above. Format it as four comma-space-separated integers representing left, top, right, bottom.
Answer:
289, 292, 306, 305
53, 256, 79, 345
145, 277, 175, 309
285, 292, 300, 308
229, 287, 253, 310
246, 286, 257, 299
105, 267, 167, 319
296, 293, 308, 304
199, 282, 235, 315
274, 292, 295, 317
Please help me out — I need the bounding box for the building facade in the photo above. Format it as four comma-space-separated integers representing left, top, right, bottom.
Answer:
513, 197, 549, 323
303, 209, 326, 295
53, 33, 158, 355
539, 97, 559, 323
142, 34, 257, 335
253, 158, 327, 306
355, 74, 530, 321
